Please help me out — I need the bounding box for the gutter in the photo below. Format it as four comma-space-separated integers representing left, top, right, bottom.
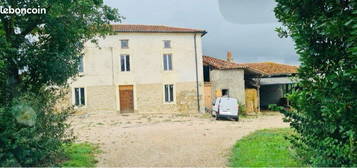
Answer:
194, 33, 201, 113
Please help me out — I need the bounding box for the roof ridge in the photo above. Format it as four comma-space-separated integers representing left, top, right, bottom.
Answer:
203, 56, 298, 76
111, 24, 168, 27
111, 24, 206, 31
203, 55, 239, 64
239, 62, 297, 66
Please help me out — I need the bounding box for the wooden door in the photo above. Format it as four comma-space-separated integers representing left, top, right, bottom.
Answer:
204, 83, 212, 109
119, 85, 134, 113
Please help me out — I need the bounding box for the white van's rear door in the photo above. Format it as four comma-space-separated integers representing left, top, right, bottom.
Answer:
219, 98, 238, 116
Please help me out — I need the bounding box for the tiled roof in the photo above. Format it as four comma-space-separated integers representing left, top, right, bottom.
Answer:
239, 62, 298, 76
111, 24, 207, 35
203, 56, 246, 69
203, 56, 298, 76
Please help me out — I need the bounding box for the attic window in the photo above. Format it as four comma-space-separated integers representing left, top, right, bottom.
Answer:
164, 40, 171, 48
121, 40, 129, 49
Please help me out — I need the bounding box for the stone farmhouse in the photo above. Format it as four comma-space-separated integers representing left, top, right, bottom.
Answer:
69, 24, 207, 113
203, 52, 298, 113
68, 24, 298, 114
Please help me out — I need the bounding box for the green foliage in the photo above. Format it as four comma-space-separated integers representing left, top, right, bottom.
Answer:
228, 128, 305, 167
275, 0, 357, 166
268, 104, 279, 111
238, 102, 247, 116
61, 143, 99, 167
0, 93, 73, 166
0, 0, 122, 166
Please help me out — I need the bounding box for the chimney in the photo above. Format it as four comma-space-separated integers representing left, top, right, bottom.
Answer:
227, 51, 233, 62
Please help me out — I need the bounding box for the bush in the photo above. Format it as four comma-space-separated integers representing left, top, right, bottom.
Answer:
238, 103, 247, 116
0, 0, 121, 166
0, 92, 73, 166
268, 104, 279, 111
275, 1, 357, 166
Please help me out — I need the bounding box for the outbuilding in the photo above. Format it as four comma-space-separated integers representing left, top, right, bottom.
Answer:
203, 52, 298, 113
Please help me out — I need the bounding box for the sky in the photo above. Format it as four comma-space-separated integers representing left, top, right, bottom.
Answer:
104, 0, 299, 65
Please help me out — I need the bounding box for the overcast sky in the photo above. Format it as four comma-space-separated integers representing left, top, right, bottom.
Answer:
104, 0, 299, 65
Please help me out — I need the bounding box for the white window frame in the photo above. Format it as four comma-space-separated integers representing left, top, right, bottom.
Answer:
163, 54, 173, 71
120, 39, 129, 49
120, 54, 130, 72
73, 87, 86, 107
163, 84, 175, 103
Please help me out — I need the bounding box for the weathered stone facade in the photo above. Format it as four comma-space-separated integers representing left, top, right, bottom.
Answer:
67, 25, 206, 113
86, 86, 117, 111
136, 82, 204, 113
66, 82, 204, 113
210, 69, 245, 105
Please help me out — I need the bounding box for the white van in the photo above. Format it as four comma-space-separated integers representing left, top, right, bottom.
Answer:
212, 97, 239, 121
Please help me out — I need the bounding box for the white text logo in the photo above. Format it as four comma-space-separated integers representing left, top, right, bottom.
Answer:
0, 6, 46, 15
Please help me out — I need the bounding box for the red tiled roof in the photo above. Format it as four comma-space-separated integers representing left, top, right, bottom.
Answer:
238, 62, 298, 76
203, 56, 246, 69
111, 24, 207, 35
203, 56, 298, 76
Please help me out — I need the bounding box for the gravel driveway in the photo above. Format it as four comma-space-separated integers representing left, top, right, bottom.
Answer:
70, 112, 288, 167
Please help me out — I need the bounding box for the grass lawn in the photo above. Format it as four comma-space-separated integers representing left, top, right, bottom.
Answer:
228, 128, 305, 167
61, 143, 99, 167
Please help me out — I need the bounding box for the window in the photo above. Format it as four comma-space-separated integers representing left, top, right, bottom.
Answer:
120, 55, 130, 72
163, 54, 173, 71
78, 56, 84, 73
121, 40, 129, 49
164, 40, 171, 48
74, 88, 85, 106
222, 89, 229, 96
164, 84, 174, 102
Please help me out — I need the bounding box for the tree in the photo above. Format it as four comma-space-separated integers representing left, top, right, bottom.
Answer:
0, 0, 122, 166
274, 0, 357, 166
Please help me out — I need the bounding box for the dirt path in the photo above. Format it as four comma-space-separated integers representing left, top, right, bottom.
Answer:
70, 112, 288, 167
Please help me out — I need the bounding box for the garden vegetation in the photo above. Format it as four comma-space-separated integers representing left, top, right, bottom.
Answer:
274, 0, 357, 166
0, 0, 122, 166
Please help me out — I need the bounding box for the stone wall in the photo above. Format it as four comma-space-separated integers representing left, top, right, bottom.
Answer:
86, 85, 117, 111
210, 69, 245, 104
67, 32, 206, 114
67, 82, 204, 114
134, 82, 204, 113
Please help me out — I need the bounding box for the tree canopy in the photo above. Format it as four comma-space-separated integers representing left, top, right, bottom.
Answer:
0, 0, 122, 166
275, 0, 357, 166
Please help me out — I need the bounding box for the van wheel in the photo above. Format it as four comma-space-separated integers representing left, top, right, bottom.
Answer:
235, 116, 239, 122
216, 115, 220, 120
